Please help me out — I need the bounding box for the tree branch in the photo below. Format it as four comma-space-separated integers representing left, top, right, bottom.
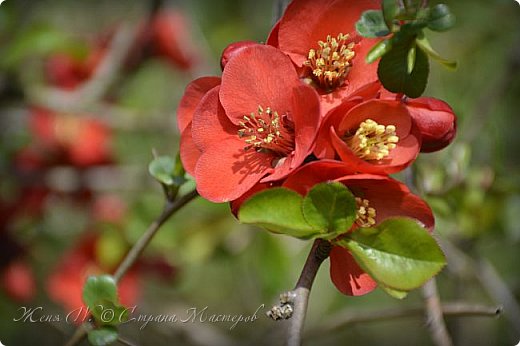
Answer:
306, 302, 501, 338
267, 239, 332, 346
422, 278, 454, 346
63, 189, 199, 346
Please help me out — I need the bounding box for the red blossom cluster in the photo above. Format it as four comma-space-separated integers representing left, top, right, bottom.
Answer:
2, 9, 192, 305
179, 0, 456, 296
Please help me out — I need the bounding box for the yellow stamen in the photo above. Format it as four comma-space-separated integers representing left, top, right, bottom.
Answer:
355, 197, 376, 227
304, 33, 355, 91
238, 105, 294, 156
345, 119, 399, 161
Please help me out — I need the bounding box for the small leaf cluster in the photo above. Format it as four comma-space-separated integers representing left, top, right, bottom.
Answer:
149, 153, 187, 201
356, 0, 456, 97
82, 275, 129, 346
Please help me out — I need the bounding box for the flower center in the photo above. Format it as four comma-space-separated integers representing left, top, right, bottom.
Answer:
238, 106, 295, 156
304, 33, 355, 91
355, 197, 376, 227
345, 119, 399, 161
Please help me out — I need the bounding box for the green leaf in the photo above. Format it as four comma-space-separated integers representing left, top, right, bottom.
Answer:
149, 156, 177, 186
366, 39, 393, 63
238, 188, 318, 239
382, 0, 399, 32
302, 182, 356, 239
416, 35, 457, 70
378, 35, 429, 98
91, 300, 129, 326
337, 218, 446, 291
82, 275, 118, 310
356, 10, 390, 38
380, 285, 409, 299
87, 326, 118, 346
407, 43, 416, 74
427, 4, 455, 32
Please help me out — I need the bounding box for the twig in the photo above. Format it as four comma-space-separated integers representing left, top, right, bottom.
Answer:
267, 239, 332, 346
29, 22, 139, 113
117, 336, 138, 346
440, 238, 520, 334
306, 302, 501, 338
63, 189, 199, 346
422, 278, 454, 346
114, 188, 198, 282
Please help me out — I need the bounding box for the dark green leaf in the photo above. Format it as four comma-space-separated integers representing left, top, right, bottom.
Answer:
337, 218, 446, 291
428, 4, 455, 32
416, 35, 457, 70
382, 0, 399, 32
238, 188, 318, 239
366, 39, 393, 63
82, 275, 118, 310
302, 182, 356, 239
356, 10, 390, 38
378, 35, 429, 97
87, 326, 118, 346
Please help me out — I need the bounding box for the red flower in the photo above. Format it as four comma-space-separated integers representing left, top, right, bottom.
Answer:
180, 45, 321, 202
283, 160, 434, 296
17, 108, 112, 168
151, 9, 198, 70
315, 99, 421, 174
2, 260, 36, 302
269, 0, 381, 112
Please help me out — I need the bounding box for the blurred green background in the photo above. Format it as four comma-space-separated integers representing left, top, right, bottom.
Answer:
0, 0, 519, 345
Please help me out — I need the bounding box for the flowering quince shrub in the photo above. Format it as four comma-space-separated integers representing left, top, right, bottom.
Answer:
179, 0, 457, 300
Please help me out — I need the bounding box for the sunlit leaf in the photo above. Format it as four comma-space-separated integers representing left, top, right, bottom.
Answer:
336, 218, 446, 291
366, 39, 393, 63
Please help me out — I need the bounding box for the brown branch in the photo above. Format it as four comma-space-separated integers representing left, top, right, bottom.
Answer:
422, 278, 454, 346
63, 189, 199, 346
267, 239, 332, 346
306, 302, 501, 338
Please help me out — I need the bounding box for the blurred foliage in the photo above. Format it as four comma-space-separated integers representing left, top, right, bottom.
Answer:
0, 0, 519, 345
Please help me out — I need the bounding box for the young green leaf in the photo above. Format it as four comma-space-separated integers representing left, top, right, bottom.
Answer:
366, 39, 393, 63
238, 188, 318, 239
382, 0, 399, 31
82, 275, 118, 310
356, 10, 390, 38
377, 35, 429, 98
87, 326, 118, 346
302, 182, 356, 239
416, 35, 457, 70
428, 4, 455, 32
149, 156, 177, 186
337, 218, 446, 291
91, 300, 129, 326
380, 285, 409, 299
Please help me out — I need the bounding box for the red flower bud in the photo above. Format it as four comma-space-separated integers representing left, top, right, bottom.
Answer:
220, 40, 260, 70
405, 97, 457, 153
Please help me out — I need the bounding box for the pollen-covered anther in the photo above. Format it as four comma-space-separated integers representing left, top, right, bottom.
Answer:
238, 105, 295, 156
355, 197, 376, 227
304, 33, 355, 91
345, 119, 399, 161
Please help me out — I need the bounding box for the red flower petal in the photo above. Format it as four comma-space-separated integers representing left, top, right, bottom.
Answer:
337, 175, 435, 231
219, 45, 301, 124
179, 123, 201, 177
283, 160, 356, 195
220, 41, 260, 70
266, 19, 280, 47
278, 0, 379, 66
194, 138, 274, 202
177, 76, 221, 133
330, 246, 377, 296
191, 86, 238, 152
